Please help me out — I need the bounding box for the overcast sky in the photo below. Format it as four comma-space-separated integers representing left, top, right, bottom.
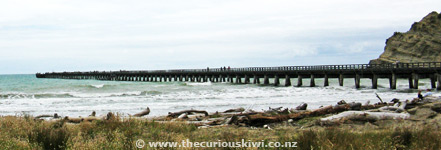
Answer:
0, 0, 440, 74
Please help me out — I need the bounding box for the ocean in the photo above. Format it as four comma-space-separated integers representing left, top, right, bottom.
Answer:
0, 74, 436, 117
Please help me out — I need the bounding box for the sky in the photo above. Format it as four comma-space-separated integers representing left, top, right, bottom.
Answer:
0, 0, 440, 74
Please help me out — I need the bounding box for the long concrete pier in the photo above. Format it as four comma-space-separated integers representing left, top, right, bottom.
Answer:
36, 62, 441, 90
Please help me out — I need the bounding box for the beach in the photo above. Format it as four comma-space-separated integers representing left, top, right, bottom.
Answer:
0, 74, 435, 117
1, 74, 441, 149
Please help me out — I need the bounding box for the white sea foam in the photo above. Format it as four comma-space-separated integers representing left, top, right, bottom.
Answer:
91, 84, 105, 88
185, 82, 212, 86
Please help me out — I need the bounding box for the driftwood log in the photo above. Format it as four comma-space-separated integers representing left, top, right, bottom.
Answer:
230, 104, 352, 126
168, 110, 209, 118
133, 107, 150, 117
295, 103, 307, 110
89, 111, 96, 117
35, 113, 59, 119
320, 111, 410, 122
223, 107, 245, 113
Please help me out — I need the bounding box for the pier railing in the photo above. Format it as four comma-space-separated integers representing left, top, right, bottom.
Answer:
37, 62, 441, 75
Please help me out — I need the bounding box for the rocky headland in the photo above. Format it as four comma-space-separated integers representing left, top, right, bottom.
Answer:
370, 11, 441, 64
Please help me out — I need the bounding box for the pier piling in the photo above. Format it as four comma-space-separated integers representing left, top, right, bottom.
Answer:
36, 62, 441, 90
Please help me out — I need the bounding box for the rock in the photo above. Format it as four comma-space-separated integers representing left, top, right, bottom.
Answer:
410, 108, 438, 120
431, 103, 441, 113
370, 11, 441, 64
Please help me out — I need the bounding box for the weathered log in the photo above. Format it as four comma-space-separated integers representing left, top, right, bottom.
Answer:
89, 111, 96, 117
223, 107, 245, 113
360, 103, 390, 110
308, 104, 351, 116
133, 107, 150, 117
379, 101, 407, 113
82, 116, 99, 122
295, 103, 308, 110
64, 117, 83, 123
320, 111, 410, 122
349, 102, 362, 110
230, 104, 352, 126
106, 112, 116, 120
35, 113, 59, 119
168, 110, 209, 118
337, 100, 347, 105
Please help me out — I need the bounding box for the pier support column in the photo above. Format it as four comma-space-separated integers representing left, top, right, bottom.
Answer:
285, 75, 291, 86
389, 74, 397, 89
154, 76, 157, 82
236, 75, 242, 84
263, 75, 269, 85
355, 74, 360, 89
310, 74, 315, 87
437, 74, 441, 90
215, 75, 219, 82
229, 75, 234, 83
431, 74, 436, 89
169, 76, 173, 82
244, 75, 250, 84
220, 75, 225, 82
253, 75, 260, 84
372, 74, 378, 89
297, 75, 303, 87
408, 76, 414, 89
274, 75, 280, 86
191, 76, 195, 82
339, 74, 344, 86
197, 76, 201, 82
413, 73, 419, 89
324, 74, 329, 87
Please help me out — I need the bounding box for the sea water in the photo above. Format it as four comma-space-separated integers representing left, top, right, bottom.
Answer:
0, 74, 436, 117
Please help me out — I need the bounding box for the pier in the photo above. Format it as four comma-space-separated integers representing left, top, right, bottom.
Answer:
36, 62, 441, 90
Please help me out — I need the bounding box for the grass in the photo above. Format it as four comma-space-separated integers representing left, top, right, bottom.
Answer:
1, 115, 441, 150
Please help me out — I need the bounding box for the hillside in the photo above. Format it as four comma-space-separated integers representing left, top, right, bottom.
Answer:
370, 11, 441, 64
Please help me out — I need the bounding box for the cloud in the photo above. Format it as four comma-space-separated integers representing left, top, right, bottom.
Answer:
0, 0, 440, 74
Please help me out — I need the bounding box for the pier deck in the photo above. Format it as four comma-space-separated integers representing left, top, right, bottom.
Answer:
36, 62, 441, 89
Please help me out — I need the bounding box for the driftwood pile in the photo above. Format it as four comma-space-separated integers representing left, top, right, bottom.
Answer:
164, 96, 441, 128
31, 95, 441, 128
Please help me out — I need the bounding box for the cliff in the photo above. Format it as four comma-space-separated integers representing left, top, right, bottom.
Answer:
369, 11, 441, 64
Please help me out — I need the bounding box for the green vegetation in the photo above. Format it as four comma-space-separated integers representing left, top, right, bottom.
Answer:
0, 115, 441, 150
